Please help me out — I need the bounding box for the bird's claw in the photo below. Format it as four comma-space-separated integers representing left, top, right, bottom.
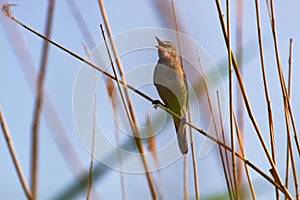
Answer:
152, 100, 163, 109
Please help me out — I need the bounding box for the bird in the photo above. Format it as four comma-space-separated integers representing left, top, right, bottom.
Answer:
153, 36, 188, 154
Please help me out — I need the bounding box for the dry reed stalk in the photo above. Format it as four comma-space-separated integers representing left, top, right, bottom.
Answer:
285, 39, 292, 197
145, 116, 164, 199
214, 1, 292, 198
97, 0, 137, 136
98, 12, 158, 197
269, 0, 299, 156
84, 46, 98, 200
233, 110, 256, 200
288, 39, 293, 97
226, 0, 238, 198
0, 108, 32, 200
146, 116, 157, 154
235, 0, 244, 194
200, 52, 235, 199
279, 39, 299, 200
268, 1, 299, 199
171, 1, 199, 198
197, 50, 231, 200
184, 155, 188, 200
30, 1, 55, 199
217, 92, 234, 200
100, 24, 135, 137
106, 79, 127, 200
253, 0, 278, 198
284, 77, 298, 200
97, 1, 159, 197
285, 131, 291, 197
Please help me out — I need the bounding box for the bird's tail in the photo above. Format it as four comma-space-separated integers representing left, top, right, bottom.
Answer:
173, 116, 188, 154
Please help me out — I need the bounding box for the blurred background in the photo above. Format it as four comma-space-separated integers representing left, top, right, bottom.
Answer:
0, 0, 299, 199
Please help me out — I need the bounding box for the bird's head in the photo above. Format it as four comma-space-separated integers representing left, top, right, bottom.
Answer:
155, 36, 179, 63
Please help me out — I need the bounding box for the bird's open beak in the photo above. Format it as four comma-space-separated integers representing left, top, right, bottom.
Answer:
155, 36, 165, 47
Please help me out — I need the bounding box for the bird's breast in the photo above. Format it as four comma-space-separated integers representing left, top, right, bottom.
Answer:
153, 63, 187, 110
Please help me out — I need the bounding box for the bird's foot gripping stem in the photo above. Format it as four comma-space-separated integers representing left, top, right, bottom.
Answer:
152, 100, 164, 109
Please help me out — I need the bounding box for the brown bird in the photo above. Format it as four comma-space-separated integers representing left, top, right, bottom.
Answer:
153, 36, 188, 154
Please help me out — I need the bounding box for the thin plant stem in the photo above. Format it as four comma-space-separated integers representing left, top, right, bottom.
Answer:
146, 115, 163, 199
86, 88, 97, 200
197, 50, 230, 200
254, 0, 278, 198
107, 79, 127, 200
97, 0, 159, 198
280, 39, 299, 200
288, 39, 293, 97
186, 105, 200, 198
269, 1, 299, 198
286, 39, 299, 199
217, 91, 234, 200
233, 110, 256, 200
171, 0, 183, 68
269, 0, 300, 156
184, 155, 188, 200
100, 25, 158, 199
3, 11, 294, 197
97, 0, 157, 186
285, 140, 291, 200
0, 108, 33, 200
171, 1, 199, 199
285, 39, 293, 197
100, 25, 135, 143
235, 0, 244, 193
97, 0, 138, 133
226, 0, 238, 198
281, 63, 298, 200
214, 1, 293, 198
86, 48, 97, 200
30, 1, 55, 199
116, 120, 128, 200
